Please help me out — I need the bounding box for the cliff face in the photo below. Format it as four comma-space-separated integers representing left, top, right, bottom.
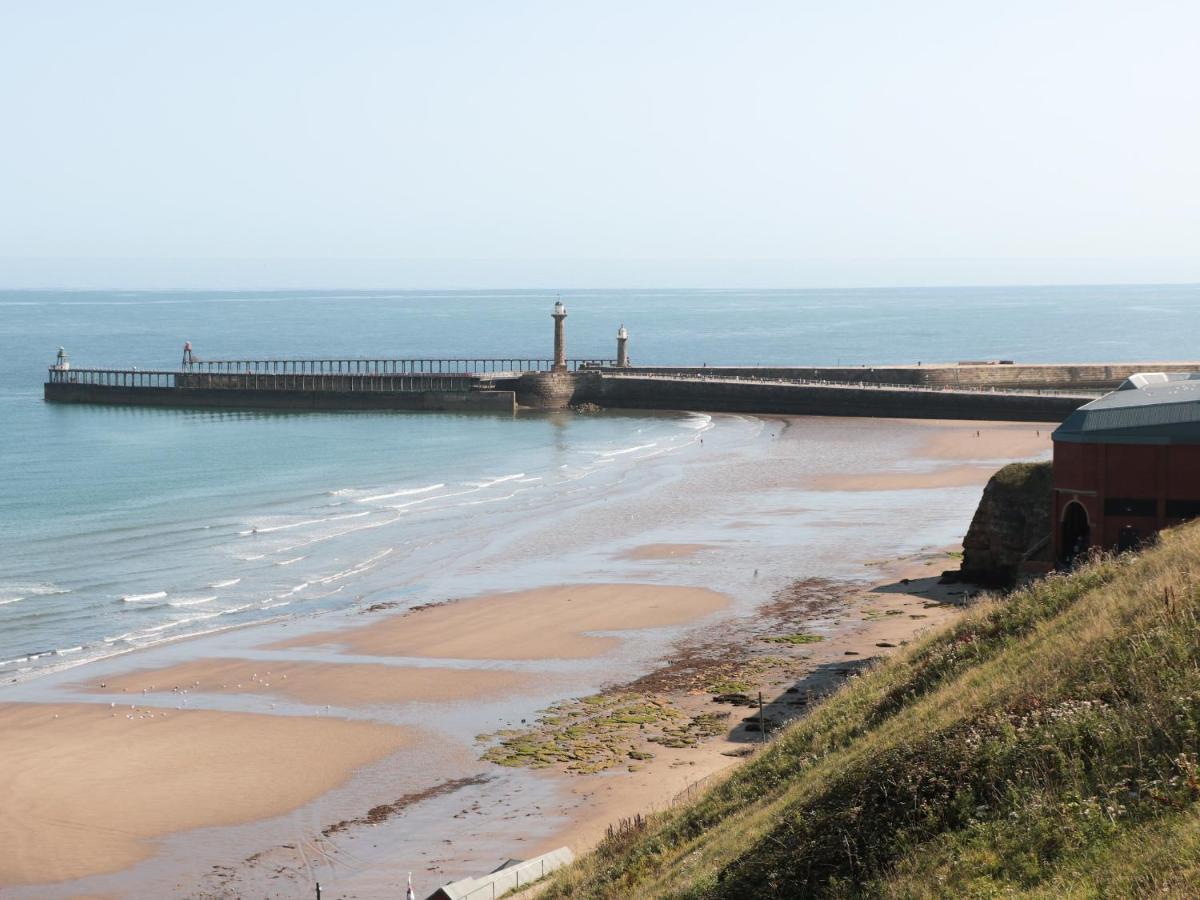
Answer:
960, 461, 1053, 587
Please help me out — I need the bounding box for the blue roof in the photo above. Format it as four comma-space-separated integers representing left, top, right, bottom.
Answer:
1053, 373, 1200, 445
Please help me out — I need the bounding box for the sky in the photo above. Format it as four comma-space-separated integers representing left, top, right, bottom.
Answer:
1, 1, 1198, 288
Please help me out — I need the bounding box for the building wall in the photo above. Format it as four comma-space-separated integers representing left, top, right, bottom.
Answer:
1052, 441, 1200, 558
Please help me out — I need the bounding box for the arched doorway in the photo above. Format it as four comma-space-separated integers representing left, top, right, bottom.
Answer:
1061, 501, 1090, 564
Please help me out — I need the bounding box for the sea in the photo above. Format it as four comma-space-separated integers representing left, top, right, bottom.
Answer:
2, 284, 1199, 682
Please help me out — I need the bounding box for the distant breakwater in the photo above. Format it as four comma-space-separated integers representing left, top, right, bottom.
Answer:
604, 361, 1200, 392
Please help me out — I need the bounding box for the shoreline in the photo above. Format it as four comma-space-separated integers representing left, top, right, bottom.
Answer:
0, 415, 1048, 898
501, 548, 974, 865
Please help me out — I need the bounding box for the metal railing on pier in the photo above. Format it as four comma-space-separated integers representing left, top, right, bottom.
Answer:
47, 367, 486, 393
48, 368, 180, 388
191, 357, 615, 375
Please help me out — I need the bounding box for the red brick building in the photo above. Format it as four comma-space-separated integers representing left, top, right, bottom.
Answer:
1052, 373, 1200, 563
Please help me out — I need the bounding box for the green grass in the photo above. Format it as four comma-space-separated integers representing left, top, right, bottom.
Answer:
535, 522, 1200, 898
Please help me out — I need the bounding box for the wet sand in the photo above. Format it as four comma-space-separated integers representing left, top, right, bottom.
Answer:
76, 658, 536, 706
0, 703, 412, 886
915, 419, 1051, 460
274, 583, 731, 660
805, 464, 1006, 491
617, 543, 718, 560
803, 419, 1049, 491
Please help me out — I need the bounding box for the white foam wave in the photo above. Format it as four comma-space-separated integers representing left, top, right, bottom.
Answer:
209, 578, 241, 588
0, 582, 68, 601
238, 510, 369, 536
53, 646, 83, 656
679, 413, 713, 430
286, 583, 309, 595
236, 554, 266, 561
170, 596, 217, 607
221, 603, 253, 614
0, 597, 22, 607
122, 591, 167, 603
276, 556, 306, 566
262, 600, 292, 610
464, 491, 519, 506
464, 473, 525, 488
585, 442, 658, 458
0, 656, 29, 667
356, 483, 445, 503
312, 547, 396, 588
311, 547, 394, 586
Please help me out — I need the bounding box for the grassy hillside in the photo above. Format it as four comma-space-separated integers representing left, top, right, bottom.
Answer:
538, 523, 1200, 898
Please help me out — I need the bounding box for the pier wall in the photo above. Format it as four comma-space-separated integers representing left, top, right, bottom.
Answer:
605, 362, 1200, 392
44, 383, 517, 414
44, 375, 1082, 421
496, 372, 592, 409
590, 376, 1083, 422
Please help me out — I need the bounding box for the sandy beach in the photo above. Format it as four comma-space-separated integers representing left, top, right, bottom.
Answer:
804, 420, 1049, 491
0, 415, 1050, 897
0, 704, 412, 886
616, 543, 718, 560
528, 550, 971, 858
77, 658, 538, 706
274, 583, 731, 660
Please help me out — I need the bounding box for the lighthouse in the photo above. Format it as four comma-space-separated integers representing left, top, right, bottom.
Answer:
616, 324, 629, 367
551, 301, 568, 372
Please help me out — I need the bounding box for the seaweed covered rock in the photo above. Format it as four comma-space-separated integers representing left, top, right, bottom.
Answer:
960, 461, 1052, 587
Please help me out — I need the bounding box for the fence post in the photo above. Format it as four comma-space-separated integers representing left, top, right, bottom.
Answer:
759, 691, 766, 743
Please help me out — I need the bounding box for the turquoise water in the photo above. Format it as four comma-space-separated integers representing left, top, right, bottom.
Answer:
2, 285, 1199, 676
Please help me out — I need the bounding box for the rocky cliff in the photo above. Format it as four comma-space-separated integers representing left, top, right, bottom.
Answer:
960, 461, 1052, 587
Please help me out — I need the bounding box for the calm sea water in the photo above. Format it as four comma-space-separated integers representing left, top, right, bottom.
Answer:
2, 285, 1199, 677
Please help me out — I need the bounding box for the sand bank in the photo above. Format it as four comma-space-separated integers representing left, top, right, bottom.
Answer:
915, 419, 1051, 460
77, 658, 535, 707
276, 583, 730, 660
0, 703, 412, 886
803, 420, 1049, 491
806, 464, 1004, 492
618, 543, 717, 561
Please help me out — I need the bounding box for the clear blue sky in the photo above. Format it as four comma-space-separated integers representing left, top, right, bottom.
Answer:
2, 1, 1197, 288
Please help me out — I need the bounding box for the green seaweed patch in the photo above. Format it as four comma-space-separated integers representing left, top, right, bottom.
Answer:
708, 679, 753, 695
479, 691, 726, 774
704, 656, 788, 696
765, 632, 824, 645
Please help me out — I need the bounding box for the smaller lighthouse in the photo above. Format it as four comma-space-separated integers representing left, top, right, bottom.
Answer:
616, 324, 629, 367
53, 347, 70, 370
551, 300, 568, 372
